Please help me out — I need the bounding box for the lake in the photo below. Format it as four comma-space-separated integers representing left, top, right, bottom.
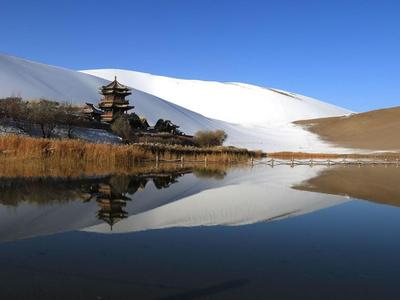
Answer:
0, 164, 400, 299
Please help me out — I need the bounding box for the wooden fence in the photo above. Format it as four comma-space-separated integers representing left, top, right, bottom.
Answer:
142, 155, 400, 168
251, 158, 400, 167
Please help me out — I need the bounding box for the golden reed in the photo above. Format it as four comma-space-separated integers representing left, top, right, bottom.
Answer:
0, 135, 259, 177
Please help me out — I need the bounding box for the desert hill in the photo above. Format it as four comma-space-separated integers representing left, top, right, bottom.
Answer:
295, 106, 400, 151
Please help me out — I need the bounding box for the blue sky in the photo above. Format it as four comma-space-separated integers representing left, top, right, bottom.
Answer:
1, 0, 399, 112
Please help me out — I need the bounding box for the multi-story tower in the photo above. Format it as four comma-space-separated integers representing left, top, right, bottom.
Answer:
98, 76, 134, 122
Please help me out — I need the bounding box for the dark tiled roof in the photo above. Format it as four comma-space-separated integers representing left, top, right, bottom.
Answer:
101, 76, 131, 92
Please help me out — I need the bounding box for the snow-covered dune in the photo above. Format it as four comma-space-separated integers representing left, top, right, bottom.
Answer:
0, 54, 248, 143
0, 54, 103, 101
83, 166, 348, 234
81, 69, 351, 125
0, 54, 352, 151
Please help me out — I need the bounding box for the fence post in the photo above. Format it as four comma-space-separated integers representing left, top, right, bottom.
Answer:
204, 155, 208, 167
155, 152, 159, 168
181, 155, 184, 167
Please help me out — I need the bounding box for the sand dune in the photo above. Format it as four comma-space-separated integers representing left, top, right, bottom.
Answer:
295, 107, 400, 151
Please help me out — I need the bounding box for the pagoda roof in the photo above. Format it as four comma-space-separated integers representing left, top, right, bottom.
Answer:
84, 103, 103, 115
101, 76, 131, 92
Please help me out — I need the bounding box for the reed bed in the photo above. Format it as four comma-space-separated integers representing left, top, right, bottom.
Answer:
0, 135, 149, 164
136, 143, 263, 162
0, 135, 258, 178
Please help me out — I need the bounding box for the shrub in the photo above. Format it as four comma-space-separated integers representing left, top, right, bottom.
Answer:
126, 113, 149, 130
194, 130, 228, 147
154, 119, 182, 135
111, 116, 134, 143
0, 97, 26, 120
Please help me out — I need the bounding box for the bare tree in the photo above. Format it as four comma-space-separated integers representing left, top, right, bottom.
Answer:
27, 99, 59, 138
58, 102, 86, 138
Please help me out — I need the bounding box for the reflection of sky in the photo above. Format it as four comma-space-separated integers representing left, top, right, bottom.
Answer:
1, 197, 399, 299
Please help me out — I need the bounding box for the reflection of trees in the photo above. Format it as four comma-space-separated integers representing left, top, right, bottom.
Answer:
0, 165, 228, 227
0, 171, 189, 227
153, 174, 180, 189
0, 177, 100, 206
193, 167, 227, 180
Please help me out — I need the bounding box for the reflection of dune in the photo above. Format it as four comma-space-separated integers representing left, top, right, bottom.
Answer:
0, 166, 348, 242
83, 167, 348, 234
294, 166, 400, 207
84, 184, 346, 233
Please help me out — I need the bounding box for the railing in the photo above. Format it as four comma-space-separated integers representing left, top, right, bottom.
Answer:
138, 155, 400, 168
250, 158, 400, 167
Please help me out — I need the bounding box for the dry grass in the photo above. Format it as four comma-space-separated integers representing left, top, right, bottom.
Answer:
137, 143, 263, 162
0, 135, 259, 177
0, 134, 148, 169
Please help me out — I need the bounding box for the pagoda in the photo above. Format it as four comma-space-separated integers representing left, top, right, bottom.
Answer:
98, 76, 134, 122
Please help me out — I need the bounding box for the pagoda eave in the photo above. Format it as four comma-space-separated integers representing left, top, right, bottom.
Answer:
101, 91, 132, 96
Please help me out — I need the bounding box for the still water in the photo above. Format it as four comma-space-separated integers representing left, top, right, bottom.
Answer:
0, 165, 399, 299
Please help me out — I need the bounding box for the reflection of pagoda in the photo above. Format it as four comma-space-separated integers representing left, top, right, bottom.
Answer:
96, 183, 129, 229
81, 172, 191, 229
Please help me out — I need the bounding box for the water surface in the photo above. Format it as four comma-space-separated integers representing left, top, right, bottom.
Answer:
1, 165, 399, 299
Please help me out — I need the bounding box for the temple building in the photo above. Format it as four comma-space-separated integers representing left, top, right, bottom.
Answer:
84, 76, 134, 123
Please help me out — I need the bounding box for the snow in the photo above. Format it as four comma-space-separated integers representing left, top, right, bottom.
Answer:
0, 54, 353, 152
81, 69, 352, 125
0, 54, 103, 101
60, 127, 122, 144
0, 124, 26, 136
